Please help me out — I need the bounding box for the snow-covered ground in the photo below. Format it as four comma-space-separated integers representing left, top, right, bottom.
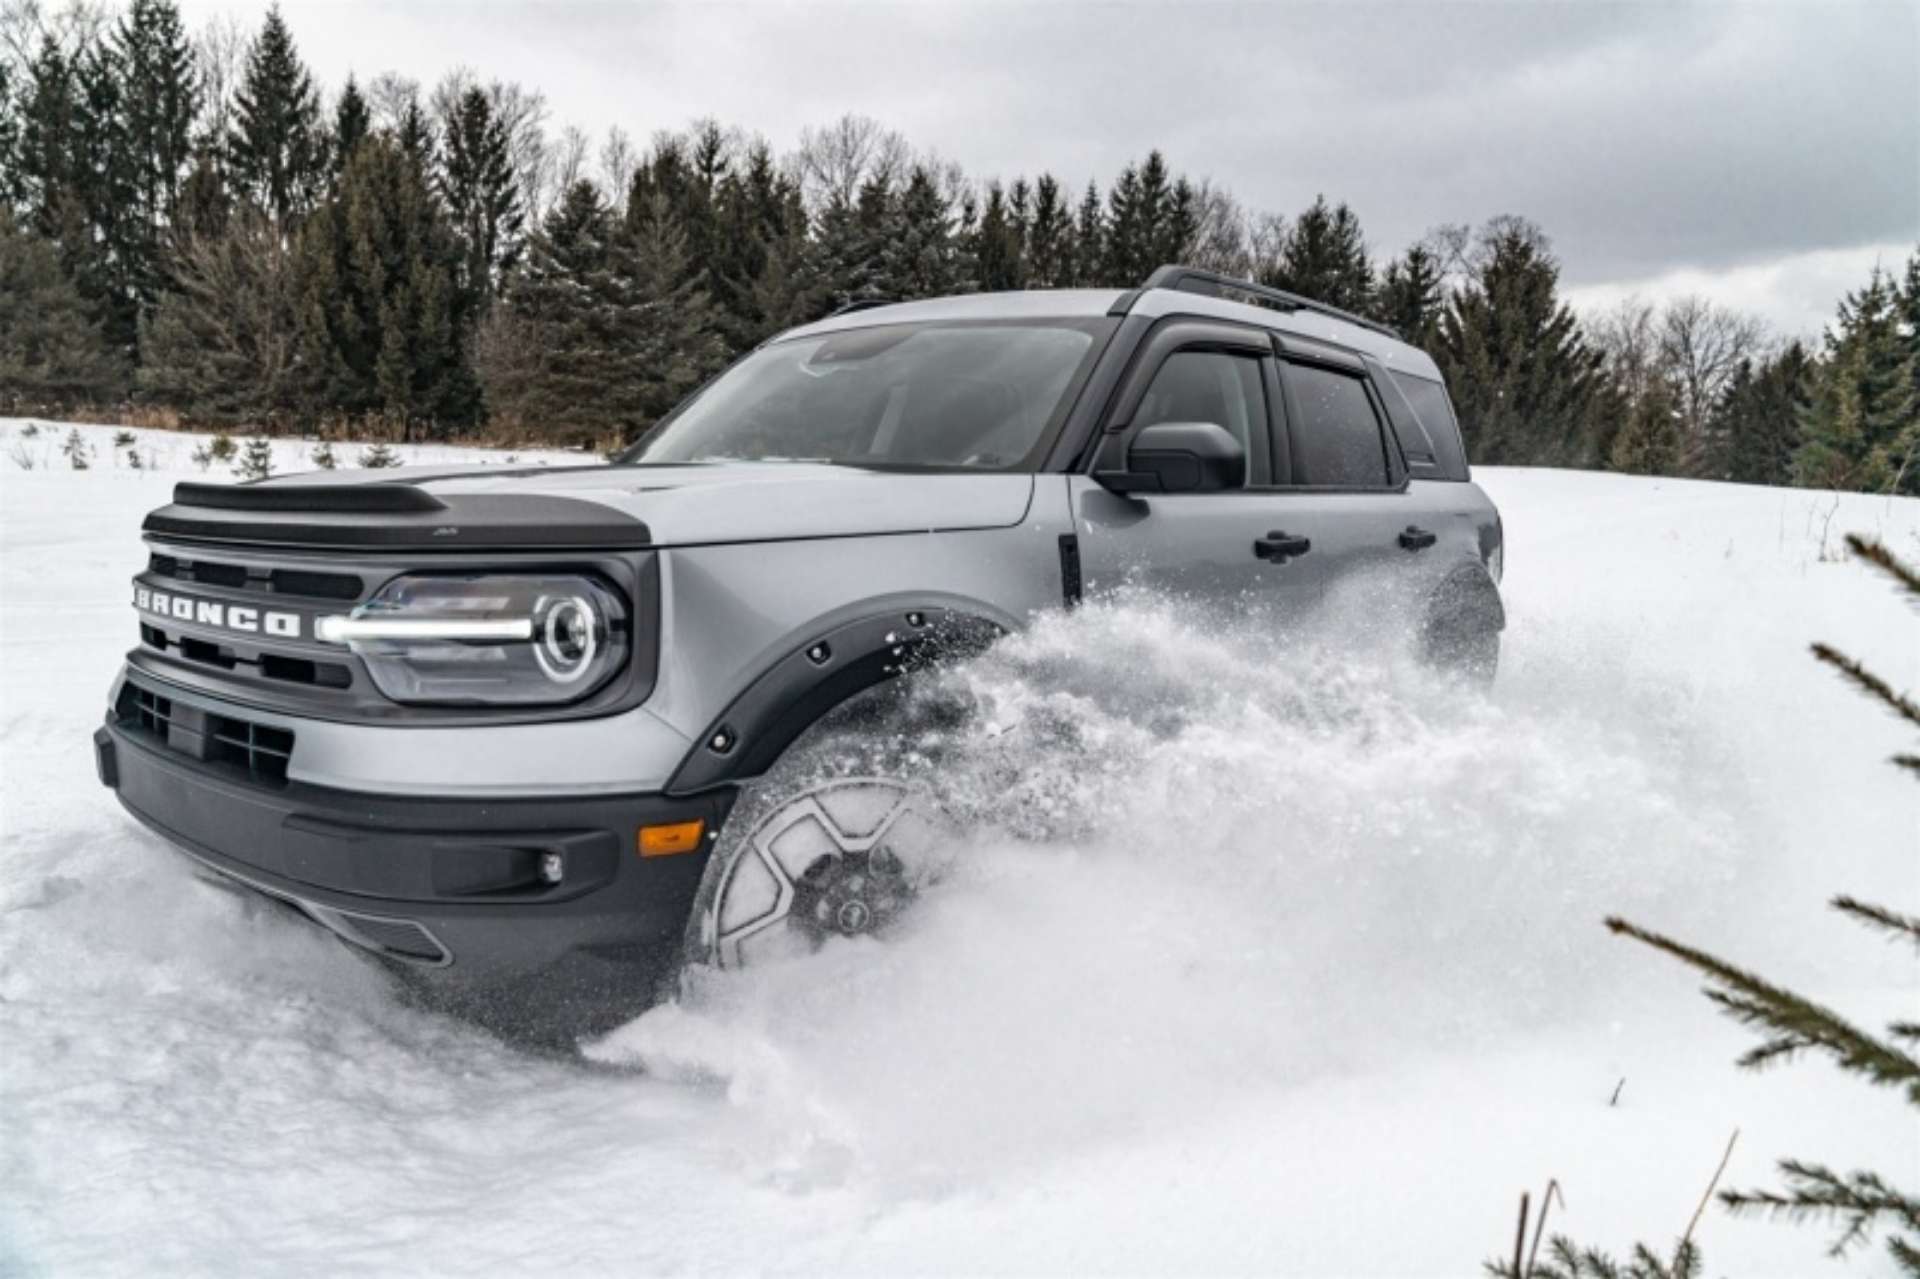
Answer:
2, 417, 1915, 1276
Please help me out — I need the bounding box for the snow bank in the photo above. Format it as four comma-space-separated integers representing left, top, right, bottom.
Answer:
1, 432, 1914, 1275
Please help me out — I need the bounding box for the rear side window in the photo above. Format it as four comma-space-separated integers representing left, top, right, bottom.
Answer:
1284, 363, 1390, 488
1388, 371, 1470, 480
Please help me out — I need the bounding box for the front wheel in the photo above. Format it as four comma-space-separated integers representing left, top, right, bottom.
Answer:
685, 777, 949, 970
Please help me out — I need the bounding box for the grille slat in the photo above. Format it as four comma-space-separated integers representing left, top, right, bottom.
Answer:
117, 682, 294, 786
147, 553, 362, 602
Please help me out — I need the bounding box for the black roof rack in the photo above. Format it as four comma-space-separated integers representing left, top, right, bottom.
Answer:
1140, 265, 1400, 340
826, 297, 898, 318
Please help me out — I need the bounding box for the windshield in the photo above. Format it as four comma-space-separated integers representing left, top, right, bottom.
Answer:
623, 320, 1108, 471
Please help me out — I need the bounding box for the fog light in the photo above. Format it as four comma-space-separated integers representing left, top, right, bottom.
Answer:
539, 851, 565, 884
640, 819, 706, 858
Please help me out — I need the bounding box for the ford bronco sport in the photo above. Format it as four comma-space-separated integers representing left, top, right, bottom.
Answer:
94, 266, 1504, 1034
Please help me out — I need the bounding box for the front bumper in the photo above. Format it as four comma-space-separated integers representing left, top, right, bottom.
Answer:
95, 686, 734, 1031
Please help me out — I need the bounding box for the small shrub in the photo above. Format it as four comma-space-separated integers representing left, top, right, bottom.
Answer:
126, 449, 143, 470
62, 429, 91, 470
9, 441, 37, 470
234, 434, 274, 481
357, 442, 401, 469
189, 443, 212, 471
310, 440, 337, 470
19, 422, 40, 438
207, 432, 236, 462
112, 429, 136, 448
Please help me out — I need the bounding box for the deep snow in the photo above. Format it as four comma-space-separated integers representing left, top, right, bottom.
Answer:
1, 419, 1915, 1276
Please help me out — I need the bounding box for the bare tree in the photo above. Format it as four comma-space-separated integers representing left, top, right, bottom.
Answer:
1659, 293, 1768, 467
549, 125, 590, 202
792, 114, 909, 211
1184, 181, 1254, 277
1248, 211, 1288, 283
1591, 296, 1662, 402
365, 71, 423, 132
2, 0, 111, 68
189, 13, 248, 155
598, 125, 635, 210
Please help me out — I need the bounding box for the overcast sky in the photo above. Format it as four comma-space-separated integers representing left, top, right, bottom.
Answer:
179, 0, 1919, 337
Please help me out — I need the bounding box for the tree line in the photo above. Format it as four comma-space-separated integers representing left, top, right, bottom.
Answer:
1, 1, 1916, 493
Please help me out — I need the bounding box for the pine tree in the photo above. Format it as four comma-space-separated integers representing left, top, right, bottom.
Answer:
478, 180, 722, 446
112, 0, 198, 312
1262, 194, 1373, 313
357, 440, 400, 468
1374, 242, 1445, 346
18, 36, 81, 241
0, 207, 124, 411
331, 75, 369, 172
806, 176, 894, 313
886, 164, 961, 299
1102, 152, 1194, 285
139, 210, 301, 422
309, 438, 336, 469
292, 133, 477, 436
1024, 173, 1072, 289
1709, 343, 1812, 487
225, 7, 327, 227
0, 62, 21, 211
1070, 180, 1105, 286
62, 427, 91, 469
70, 35, 139, 354
1435, 217, 1611, 467
714, 139, 809, 345
439, 85, 523, 310
1607, 372, 1684, 475
1604, 535, 1920, 1270
971, 180, 1023, 292
234, 432, 273, 479
1795, 267, 1919, 495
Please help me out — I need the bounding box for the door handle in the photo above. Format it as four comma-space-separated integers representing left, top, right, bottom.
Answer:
1254, 530, 1312, 563
1398, 525, 1438, 551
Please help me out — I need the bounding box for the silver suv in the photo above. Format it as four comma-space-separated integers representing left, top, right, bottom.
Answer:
94, 266, 1504, 1034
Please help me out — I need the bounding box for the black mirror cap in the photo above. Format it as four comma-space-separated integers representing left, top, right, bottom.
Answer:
1096, 421, 1247, 494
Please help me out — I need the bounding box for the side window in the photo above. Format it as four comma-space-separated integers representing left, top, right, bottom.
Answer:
1132, 350, 1268, 486
1284, 362, 1391, 488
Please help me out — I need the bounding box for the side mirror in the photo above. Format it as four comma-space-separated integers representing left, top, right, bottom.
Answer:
1095, 421, 1246, 494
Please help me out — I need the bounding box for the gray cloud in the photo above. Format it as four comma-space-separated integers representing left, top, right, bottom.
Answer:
186, 0, 1918, 298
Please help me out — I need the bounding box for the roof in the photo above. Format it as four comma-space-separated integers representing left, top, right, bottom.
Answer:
779, 286, 1442, 381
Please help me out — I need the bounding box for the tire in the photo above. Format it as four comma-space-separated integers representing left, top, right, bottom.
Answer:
1423, 614, 1500, 687
680, 691, 956, 972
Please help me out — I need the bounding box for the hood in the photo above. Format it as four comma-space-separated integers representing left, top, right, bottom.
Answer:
144, 462, 1035, 552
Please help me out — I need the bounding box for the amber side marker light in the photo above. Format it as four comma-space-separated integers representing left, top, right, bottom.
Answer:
639, 819, 706, 858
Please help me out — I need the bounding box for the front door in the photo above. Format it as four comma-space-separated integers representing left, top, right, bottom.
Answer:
1071, 320, 1325, 620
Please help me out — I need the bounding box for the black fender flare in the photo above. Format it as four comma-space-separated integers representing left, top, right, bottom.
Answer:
665, 606, 1008, 795
1421, 562, 1505, 662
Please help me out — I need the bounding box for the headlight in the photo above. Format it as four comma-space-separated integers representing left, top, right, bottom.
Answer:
318, 574, 630, 706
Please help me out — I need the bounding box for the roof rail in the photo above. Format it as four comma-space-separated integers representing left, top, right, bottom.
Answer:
826, 297, 898, 318
1140, 264, 1400, 339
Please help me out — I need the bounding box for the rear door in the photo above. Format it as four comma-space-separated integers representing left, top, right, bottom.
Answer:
1262, 338, 1468, 619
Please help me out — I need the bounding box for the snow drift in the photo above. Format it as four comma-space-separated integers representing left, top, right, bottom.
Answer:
1, 420, 1914, 1275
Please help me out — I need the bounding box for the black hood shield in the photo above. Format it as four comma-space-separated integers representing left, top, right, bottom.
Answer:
146, 479, 650, 551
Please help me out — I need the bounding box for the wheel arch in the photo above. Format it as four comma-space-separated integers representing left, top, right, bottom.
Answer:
664, 597, 1014, 796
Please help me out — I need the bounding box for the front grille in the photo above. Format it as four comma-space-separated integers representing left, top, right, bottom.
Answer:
116, 681, 295, 786
140, 624, 352, 689
148, 552, 362, 601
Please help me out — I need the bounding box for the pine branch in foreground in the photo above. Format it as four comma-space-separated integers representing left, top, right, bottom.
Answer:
1484, 1235, 1700, 1279
1847, 535, 1920, 602
1603, 916, 1920, 1098
1810, 643, 1920, 735
1832, 895, 1920, 950
1721, 1162, 1920, 1269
